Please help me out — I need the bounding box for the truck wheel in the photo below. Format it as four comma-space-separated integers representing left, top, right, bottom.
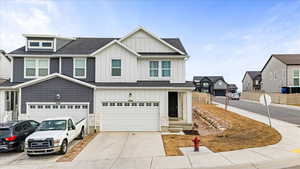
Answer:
16, 141, 25, 152
59, 140, 68, 154
78, 128, 85, 139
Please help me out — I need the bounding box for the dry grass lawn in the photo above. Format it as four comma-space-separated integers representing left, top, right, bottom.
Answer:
56, 132, 98, 162
162, 104, 281, 156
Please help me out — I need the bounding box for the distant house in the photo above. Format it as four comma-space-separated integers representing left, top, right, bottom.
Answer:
261, 54, 300, 93
193, 76, 228, 96
0, 50, 11, 80
228, 84, 238, 93
242, 71, 261, 92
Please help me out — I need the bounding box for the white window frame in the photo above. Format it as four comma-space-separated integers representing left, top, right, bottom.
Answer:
149, 61, 159, 77
73, 58, 87, 79
24, 58, 50, 79
161, 60, 171, 77
293, 69, 300, 87
28, 40, 53, 49
111, 59, 121, 77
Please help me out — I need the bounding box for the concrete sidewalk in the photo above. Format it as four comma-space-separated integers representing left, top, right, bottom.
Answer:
1, 104, 300, 169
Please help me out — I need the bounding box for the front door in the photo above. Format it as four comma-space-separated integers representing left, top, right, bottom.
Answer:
168, 92, 178, 117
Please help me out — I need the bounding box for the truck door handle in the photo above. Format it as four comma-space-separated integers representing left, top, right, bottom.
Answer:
66, 133, 69, 136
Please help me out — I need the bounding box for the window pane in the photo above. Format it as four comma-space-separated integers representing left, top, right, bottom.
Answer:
39, 60, 48, 68
112, 68, 121, 76
150, 61, 158, 68
75, 59, 85, 68
150, 70, 158, 77
38, 68, 48, 76
42, 42, 52, 47
294, 70, 299, 77
26, 68, 36, 76
162, 70, 170, 77
162, 61, 170, 68
294, 78, 300, 86
26, 59, 36, 68
112, 60, 121, 67
29, 42, 39, 47
75, 68, 85, 77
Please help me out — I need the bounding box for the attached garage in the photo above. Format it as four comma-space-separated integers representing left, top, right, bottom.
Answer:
101, 101, 160, 131
27, 103, 89, 123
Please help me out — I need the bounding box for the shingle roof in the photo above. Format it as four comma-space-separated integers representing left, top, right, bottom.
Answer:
193, 76, 225, 83
8, 38, 187, 55
246, 71, 261, 80
272, 54, 300, 65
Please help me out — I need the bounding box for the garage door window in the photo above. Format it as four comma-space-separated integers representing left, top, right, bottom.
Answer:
153, 103, 159, 106
102, 102, 108, 106
110, 103, 115, 106
117, 103, 123, 106
45, 105, 51, 109
38, 105, 43, 109
139, 103, 145, 106
68, 105, 73, 109
146, 103, 152, 106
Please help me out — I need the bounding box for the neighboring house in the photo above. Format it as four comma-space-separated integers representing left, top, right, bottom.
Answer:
0, 27, 194, 131
261, 54, 300, 93
228, 84, 238, 93
193, 76, 228, 96
0, 50, 11, 79
242, 71, 261, 92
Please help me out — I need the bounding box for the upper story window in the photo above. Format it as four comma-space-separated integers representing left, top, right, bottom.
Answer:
73, 58, 86, 78
24, 58, 49, 78
28, 40, 53, 49
112, 59, 121, 76
149, 61, 159, 77
162, 61, 171, 77
202, 82, 209, 87
293, 70, 300, 86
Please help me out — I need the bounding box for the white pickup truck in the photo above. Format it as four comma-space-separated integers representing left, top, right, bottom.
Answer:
25, 117, 86, 156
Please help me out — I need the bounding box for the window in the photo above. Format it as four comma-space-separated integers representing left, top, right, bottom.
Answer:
131, 103, 137, 106
202, 82, 209, 87
102, 102, 108, 106
112, 59, 121, 76
153, 103, 159, 107
60, 105, 66, 109
110, 102, 115, 106
161, 61, 171, 77
75, 105, 80, 109
117, 103, 123, 106
124, 103, 130, 106
139, 102, 145, 106
68, 105, 73, 109
37, 105, 43, 109
24, 58, 49, 78
45, 105, 51, 109
73, 58, 86, 78
29, 121, 39, 127
150, 61, 159, 77
146, 102, 152, 106
82, 105, 88, 109
53, 105, 58, 109
30, 105, 36, 109
293, 70, 300, 86
28, 40, 53, 49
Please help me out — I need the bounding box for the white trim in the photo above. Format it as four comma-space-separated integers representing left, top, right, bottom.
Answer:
10, 57, 14, 82
26, 102, 90, 105
8, 54, 89, 57
90, 40, 141, 57
23, 34, 75, 40
119, 26, 185, 55
54, 38, 57, 52
73, 58, 87, 79
95, 86, 194, 90
24, 58, 50, 79
27, 40, 53, 50
59, 57, 62, 73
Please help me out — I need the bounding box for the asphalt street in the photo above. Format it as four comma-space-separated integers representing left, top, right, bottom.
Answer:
214, 97, 300, 125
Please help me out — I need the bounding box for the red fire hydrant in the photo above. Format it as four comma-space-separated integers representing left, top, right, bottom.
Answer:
192, 137, 200, 152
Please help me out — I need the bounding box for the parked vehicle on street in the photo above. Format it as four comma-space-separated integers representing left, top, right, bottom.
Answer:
0, 120, 39, 152
228, 92, 240, 100
25, 117, 86, 156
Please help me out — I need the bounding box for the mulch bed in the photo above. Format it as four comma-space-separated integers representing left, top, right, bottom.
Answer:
162, 104, 282, 156
56, 132, 98, 162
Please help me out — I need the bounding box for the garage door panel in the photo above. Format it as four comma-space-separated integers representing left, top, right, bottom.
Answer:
102, 120, 159, 131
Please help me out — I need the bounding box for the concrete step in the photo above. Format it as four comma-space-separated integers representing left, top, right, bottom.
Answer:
168, 127, 183, 133
169, 124, 193, 130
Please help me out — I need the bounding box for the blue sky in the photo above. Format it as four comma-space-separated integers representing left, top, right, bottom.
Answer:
1, 0, 300, 90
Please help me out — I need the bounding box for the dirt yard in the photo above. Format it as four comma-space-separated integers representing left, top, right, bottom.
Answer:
162, 104, 282, 156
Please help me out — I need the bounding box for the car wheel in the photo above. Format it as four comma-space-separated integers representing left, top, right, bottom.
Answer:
59, 140, 68, 155
78, 128, 85, 140
17, 141, 25, 152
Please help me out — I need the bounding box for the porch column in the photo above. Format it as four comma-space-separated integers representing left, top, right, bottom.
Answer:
0, 91, 4, 122
186, 91, 192, 123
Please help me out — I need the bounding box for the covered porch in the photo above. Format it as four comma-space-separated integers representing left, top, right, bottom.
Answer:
0, 90, 19, 122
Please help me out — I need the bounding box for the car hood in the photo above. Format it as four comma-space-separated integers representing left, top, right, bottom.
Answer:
27, 130, 66, 140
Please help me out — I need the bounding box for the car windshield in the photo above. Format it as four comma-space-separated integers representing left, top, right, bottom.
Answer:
0, 128, 11, 138
36, 120, 66, 131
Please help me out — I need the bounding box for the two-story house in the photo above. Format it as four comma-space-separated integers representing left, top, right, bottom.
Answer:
261, 54, 300, 93
0, 27, 194, 131
193, 76, 228, 96
242, 71, 261, 92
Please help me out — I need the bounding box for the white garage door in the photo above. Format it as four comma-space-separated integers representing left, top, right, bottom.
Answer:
27, 103, 89, 123
101, 101, 160, 131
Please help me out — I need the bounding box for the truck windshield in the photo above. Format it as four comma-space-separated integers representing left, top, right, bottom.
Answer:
37, 120, 66, 131
0, 128, 11, 138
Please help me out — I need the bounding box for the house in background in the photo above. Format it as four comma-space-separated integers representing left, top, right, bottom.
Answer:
193, 76, 228, 96
261, 54, 300, 93
228, 84, 238, 93
0, 50, 11, 80
0, 27, 194, 131
242, 71, 261, 92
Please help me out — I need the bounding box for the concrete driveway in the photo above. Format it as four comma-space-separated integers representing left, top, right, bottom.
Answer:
74, 132, 165, 167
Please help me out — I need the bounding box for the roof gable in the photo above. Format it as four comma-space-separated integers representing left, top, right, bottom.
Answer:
119, 27, 186, 55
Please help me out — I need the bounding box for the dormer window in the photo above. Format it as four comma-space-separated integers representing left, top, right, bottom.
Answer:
28, 40, 53, 49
